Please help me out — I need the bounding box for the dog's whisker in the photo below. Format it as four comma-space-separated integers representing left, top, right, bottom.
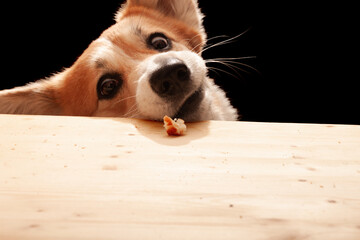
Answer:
207, 59, 258, 74
201, 29, 251, 55
113, 95, 137, 106
219, 60, 260, 75
227, 61, 260, 75
110, 95, 139, 118
126, 109, 141, 119
207, 56, 257, 61
206, 67, 222, 77
206, 35, 229, 42
205, 54, 260, 79
207, 66, 242, 80
123, 103, 140, 118
124, 103, 137, 114
206, 60, 246, 75
190, 35, 228, 53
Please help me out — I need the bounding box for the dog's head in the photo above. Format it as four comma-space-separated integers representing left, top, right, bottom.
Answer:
86, 0, 208, 120
0, 0, 238, 121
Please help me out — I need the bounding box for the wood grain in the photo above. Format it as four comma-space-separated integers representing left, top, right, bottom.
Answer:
0, 114, 359, 240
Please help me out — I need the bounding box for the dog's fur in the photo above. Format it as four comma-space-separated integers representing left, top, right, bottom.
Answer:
0, 0, 238, 121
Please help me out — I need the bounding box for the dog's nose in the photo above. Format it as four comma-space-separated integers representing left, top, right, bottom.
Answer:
150, 58, 190, 98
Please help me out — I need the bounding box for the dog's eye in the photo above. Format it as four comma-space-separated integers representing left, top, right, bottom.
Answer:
97, 73, 123, 100
148, 33, 171, 51
152, 36, 168, 50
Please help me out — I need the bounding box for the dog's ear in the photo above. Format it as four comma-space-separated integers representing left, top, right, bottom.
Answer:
116, 0, 205, 36
0, 79, 62, 115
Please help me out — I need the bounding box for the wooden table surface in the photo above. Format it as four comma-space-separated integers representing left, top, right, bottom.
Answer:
0, 114, 359, 240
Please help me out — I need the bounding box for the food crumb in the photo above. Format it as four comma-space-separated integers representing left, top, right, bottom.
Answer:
163, 115, 187, 136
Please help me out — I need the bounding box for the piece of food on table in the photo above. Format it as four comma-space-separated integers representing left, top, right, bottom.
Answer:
163, 116, 187, 136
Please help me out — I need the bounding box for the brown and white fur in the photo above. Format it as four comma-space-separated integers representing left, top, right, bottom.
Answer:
0, 0, 238, 121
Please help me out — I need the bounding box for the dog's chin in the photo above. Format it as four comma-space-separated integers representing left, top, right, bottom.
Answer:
173, 87, 204, 122
136, 86, 205, 122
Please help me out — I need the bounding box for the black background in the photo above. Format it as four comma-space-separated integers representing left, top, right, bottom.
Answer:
1, 1, 358, 124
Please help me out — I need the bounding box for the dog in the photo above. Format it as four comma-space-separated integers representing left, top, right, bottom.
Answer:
0, 0, 238, 122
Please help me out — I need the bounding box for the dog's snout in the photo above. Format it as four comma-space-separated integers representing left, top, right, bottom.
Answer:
150, 58, 190, 98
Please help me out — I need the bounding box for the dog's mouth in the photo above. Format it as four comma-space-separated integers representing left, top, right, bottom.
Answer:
174, 87, 204, 120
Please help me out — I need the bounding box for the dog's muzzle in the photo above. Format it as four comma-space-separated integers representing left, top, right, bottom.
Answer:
139, 55, 206, 121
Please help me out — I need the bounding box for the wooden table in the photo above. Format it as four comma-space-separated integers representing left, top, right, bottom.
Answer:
0, 114, 359, 240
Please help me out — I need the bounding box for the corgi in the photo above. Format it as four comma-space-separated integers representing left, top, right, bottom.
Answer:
0, 0, 238, 122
